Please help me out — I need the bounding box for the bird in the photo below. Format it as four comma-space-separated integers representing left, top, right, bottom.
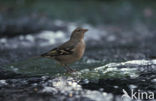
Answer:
41, 27, 88, 72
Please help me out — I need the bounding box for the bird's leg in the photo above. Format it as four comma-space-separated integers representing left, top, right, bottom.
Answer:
64, 66, 72, 73
62, 64, 72, 73
65, 65, 76, 72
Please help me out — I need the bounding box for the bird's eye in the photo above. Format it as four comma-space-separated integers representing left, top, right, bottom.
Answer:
77, 29, 81, 32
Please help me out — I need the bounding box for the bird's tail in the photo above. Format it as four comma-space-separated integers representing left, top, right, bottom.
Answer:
41, 53, 48, 57
29, 54, 50, 60
40, 53, 51, 58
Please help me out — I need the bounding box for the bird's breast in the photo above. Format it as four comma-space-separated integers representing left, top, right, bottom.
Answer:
74, 40, 86, 59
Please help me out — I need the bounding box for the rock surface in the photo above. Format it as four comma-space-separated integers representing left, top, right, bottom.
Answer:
0, 1, 156, 101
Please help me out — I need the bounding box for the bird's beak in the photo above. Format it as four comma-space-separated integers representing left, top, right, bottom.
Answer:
83, 29, 88, 32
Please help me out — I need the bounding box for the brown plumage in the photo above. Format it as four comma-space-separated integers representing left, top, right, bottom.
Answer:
41, 27, 88, 72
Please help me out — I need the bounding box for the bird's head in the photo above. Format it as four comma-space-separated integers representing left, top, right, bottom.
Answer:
70, 27, 88, 40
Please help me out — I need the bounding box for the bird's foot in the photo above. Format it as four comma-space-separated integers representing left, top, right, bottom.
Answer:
64, 67, 76, 73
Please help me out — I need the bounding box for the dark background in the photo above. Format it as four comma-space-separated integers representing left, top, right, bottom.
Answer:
0, 0, 156, 37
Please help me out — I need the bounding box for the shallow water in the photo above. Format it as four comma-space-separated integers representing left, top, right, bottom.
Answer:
1, 24, 156, 101
1, 1, 156, 101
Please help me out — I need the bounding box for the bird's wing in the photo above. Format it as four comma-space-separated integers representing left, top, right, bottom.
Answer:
41, 42, 75, 57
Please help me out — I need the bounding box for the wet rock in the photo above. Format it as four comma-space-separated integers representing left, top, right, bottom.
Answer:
0, 1, 156, 100
1, 58, 156, 101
